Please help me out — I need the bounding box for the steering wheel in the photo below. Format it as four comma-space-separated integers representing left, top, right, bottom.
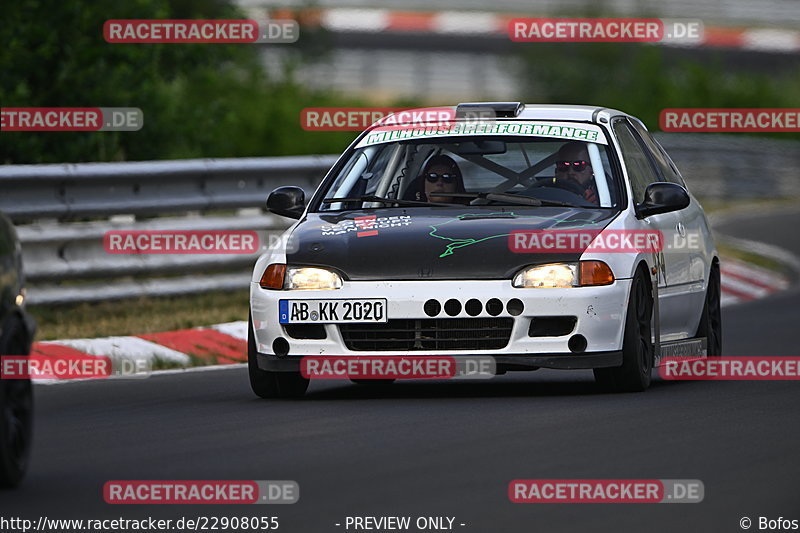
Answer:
547, 178, 586, 197
529, 179, 595, 207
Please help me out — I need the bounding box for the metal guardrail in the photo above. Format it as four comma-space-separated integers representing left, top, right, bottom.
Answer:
656, 134, 800, 200
3, 137, 800, 304
17, 214, 283, 280
1, 155, 338, 304
15, 213, 293, 304
0, 155, 338, 222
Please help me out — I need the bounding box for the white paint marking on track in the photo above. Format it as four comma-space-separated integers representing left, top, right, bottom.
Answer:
33, 363, 248, 386
721, 261, 789, 290
433, 12, 499, 34
721, 275, 770, 299
720, 293, 741, 308
210, 320, 249, 341
741, 29, 800, 52
323, 9, 389, 32
720, 258, 789, 302
54, 336, 191, 365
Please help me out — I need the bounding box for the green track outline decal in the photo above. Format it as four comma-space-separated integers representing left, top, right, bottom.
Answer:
428, 212, 600, 258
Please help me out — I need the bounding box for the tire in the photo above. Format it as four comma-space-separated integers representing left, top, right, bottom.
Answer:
247, 316, 309, 399
695, 262, 722, 357
350, 379, 396, 386
0, 319, 33, 489
594, 270, 654, 392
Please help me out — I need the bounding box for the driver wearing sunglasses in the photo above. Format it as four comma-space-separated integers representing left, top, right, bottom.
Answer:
554, 141, 599, 205
413, 154, 469, 205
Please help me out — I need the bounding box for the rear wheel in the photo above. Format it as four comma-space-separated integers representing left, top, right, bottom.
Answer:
0, 320, 33, 489
696, 262, 722, 357
247, 316, 309, 399
594, 270, 654, 392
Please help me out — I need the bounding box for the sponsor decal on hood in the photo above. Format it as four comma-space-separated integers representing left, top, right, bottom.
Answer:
288, 207, 617, 280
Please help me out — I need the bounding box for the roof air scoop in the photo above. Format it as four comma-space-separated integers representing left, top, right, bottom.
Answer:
456, 102, 524, 119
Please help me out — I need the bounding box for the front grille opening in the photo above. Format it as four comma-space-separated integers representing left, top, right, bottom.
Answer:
528, 316, 577, 337
340, 318, 513, 351
284, 324, 327, 340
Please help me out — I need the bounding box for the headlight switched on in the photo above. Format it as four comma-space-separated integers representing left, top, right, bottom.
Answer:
512, 261, 614, 288
259, 264, 343, 290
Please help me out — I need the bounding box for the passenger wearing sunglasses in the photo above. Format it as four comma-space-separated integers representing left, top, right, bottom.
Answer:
554, 141, 599, 205
408, 154, 470, 205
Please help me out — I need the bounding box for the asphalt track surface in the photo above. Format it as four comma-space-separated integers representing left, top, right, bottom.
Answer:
3, 209, 799, 533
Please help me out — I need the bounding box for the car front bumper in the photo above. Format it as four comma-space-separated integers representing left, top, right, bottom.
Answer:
250, 278, 631, 369
255, 351, 623, 372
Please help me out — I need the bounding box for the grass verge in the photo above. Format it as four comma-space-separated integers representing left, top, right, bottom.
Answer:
717, 243, 791, 277
30, 289, 249, 341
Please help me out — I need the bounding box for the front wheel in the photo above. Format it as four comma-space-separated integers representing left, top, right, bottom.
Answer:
594, 271, 654, 392
247, 316, 309, 399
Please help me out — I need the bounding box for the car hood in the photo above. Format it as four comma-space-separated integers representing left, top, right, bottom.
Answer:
286, 207, 618, 281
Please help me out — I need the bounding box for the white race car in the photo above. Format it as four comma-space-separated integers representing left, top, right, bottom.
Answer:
248, 103, 720, 397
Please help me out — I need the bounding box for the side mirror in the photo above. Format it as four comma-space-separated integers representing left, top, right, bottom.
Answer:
636, 182, 690, 218
267, 186, 306, 219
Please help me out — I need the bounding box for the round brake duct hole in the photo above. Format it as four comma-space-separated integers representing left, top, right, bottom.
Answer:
506, 298, 524, 316
272, 337, 290, 357
568, 334, 587, 353
465, 299, 483, 317
444, 299, 462, 316
424, 299, 441, 317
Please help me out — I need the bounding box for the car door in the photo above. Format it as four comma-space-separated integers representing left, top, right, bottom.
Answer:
612, 118, 684, 340
629, 120, 708, 337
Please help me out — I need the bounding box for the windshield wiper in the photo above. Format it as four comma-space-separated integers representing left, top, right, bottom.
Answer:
528, 198, 577, 208
447, 192, 576, 208
321, 195, 457, 207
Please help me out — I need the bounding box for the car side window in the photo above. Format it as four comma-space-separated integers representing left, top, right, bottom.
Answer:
612, 120, 660, 204
629, 120, 686, 186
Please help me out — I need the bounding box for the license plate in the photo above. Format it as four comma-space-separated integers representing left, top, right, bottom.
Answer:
279, 299, 387, 324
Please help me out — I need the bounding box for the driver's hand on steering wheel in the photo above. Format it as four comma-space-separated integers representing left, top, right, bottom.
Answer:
555, 176, 599, 205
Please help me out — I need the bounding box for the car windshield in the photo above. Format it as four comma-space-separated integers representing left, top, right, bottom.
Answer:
317, 126, 619, 212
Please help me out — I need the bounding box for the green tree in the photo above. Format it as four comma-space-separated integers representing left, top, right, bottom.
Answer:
515, 43, 800, 137
0, 0, 359, 163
